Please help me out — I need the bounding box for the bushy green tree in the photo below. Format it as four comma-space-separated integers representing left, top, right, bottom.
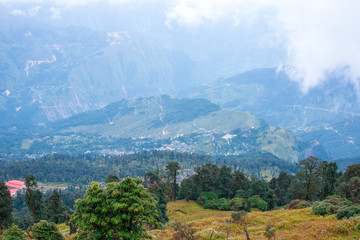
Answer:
1, 224, 26, 240
0, 181, 13, 230
32, 220, 64, 240
248, 195, 267, 211
295, 156, 322, 201
71, 177, 159, 239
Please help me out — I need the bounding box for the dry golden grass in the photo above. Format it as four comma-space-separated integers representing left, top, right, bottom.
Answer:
151, 200, 360, 240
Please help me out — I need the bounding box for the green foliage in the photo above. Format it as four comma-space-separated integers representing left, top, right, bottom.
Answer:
337, 177, 360, 203
204, 198, 232, 211
71, 177, 159, 239
269, 172, 293, 206
284, 199, 312, 210
336, 206, 360, 219
266, 189, 276, 210
0, 224, 26, 240
230, 197, 245, 211
25, 175, 43, 223
44, 190, 72, 224
166, 161, 181, 201
104, 174, 120, 184
341, 164, 360, 182
32, 220, 64, 240
0, 181, 12, 229
249, 180, 269, 199
312, 195, 352, 216
248, 195, 268, 211
295, 156, 322, 201
197, 192, 218, 206
153, 187, 169, 225
0, 152, 297, 185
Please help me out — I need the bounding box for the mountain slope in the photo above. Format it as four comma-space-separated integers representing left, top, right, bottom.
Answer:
0, 19, 195, 127
31, 95, 328, 162
187, 68, 360, 128
297, 116, 360, 159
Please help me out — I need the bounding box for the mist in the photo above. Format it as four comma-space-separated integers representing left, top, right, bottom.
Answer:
1, 0, 360, 92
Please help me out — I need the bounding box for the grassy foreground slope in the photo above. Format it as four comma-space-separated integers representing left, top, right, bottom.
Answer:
152, 200, 360, 240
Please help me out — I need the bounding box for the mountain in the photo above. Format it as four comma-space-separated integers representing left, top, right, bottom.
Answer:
186, 68, 360, 129
297, 116, 360, 159
0, 18, 196, 127
4, 95, 328, 162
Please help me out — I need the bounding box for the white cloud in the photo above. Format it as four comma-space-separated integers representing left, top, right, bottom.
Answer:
50, 7, 61, 19
269, 0, 360, 93
28, 6, 41, 16
3, 0, 360, 93
166, 0, 360, 93
11, 9, 26, 15
165, 0, 261, 27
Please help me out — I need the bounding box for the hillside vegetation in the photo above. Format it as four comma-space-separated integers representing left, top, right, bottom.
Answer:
152, 200, 360, 240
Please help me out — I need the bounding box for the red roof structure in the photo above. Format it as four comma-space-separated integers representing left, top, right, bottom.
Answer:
9, 189, 19, 195
5, 180, 25, 189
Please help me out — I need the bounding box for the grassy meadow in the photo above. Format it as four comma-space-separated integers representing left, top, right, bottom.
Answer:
151, 200, 360, 240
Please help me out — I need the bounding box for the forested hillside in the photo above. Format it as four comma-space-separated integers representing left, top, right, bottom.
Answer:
0, 151, 296, 184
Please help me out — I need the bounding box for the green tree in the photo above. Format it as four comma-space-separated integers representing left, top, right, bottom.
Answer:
0, 181, 13, 230
71, 177, 159, 239
1, 224, 26, 240
265, 189, 276, 210
323, 162, 339, 198
296, 156, 322, 201
25, 175, 43, 223
218, 166, 233, 198
166, 161, 181, 201
338, 177, 360, 203
32, 220, 64, 240
105, 174, 120, 184
341, 164, 360, 182
44, 190, 71, 224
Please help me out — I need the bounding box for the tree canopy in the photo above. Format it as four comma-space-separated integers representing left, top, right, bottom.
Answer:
71, 177, 159, 239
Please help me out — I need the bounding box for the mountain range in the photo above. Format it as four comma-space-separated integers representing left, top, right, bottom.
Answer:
0, 95, 329, 162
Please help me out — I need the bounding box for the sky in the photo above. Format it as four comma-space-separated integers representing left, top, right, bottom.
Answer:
2, 0, 360, 93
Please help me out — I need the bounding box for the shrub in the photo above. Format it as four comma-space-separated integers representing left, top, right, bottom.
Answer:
312, 195, 352, 216
204, 198, 232, 211
312, 201, 338, 215
284, 199, 312, 210
336, 206, 360, 219
197, 192, 218, 206
1, 224, 26, 240
32, 220, 64, 240
248, 195, 268, 211
230, 197, 245, 211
